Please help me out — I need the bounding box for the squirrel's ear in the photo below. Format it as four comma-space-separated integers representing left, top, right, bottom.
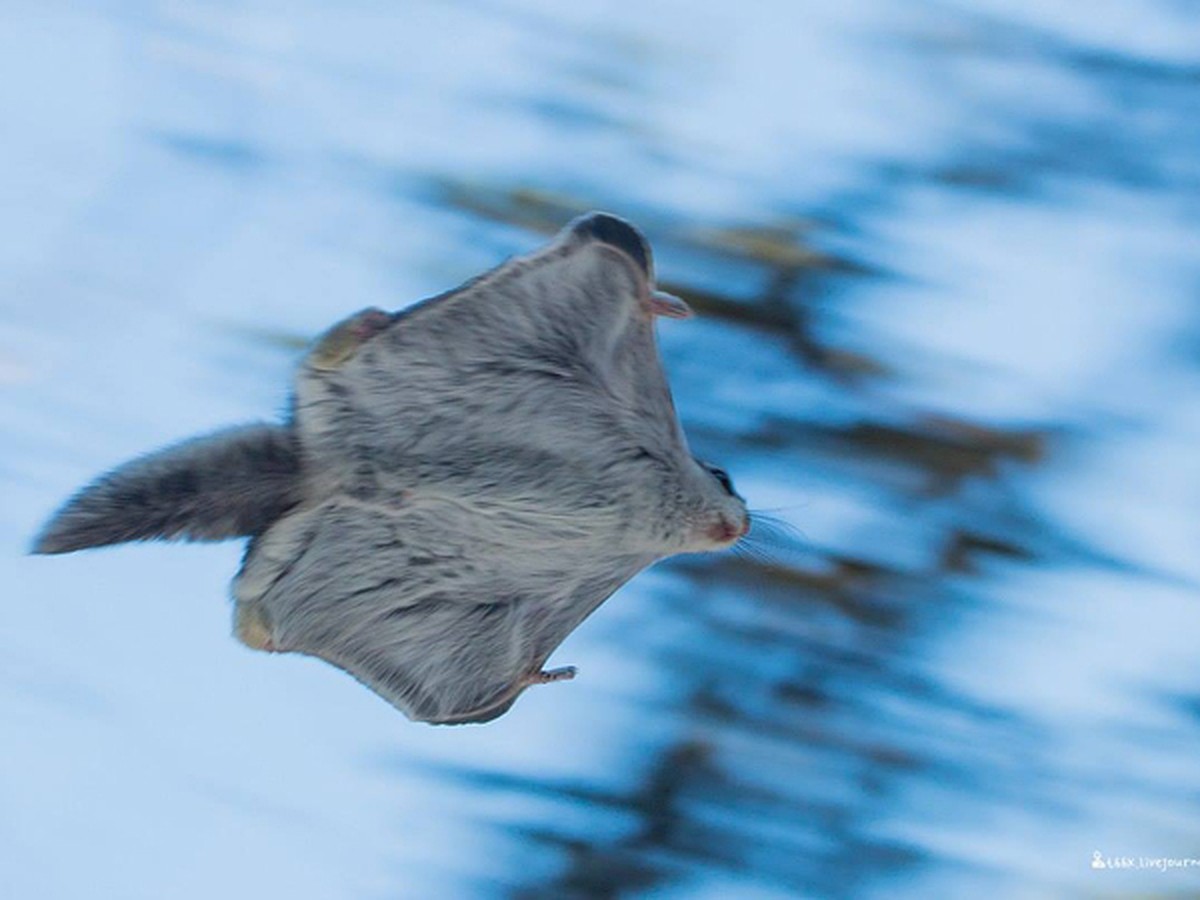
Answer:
32, 424, 301, 554
564, 212, 653, 278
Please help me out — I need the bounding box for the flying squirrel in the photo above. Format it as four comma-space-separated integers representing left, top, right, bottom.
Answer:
33, 213, 749, 724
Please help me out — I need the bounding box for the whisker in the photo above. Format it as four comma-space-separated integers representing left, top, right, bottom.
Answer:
748, 510, 808, 545
731, 540, 783, 566
751, 503, 811, 517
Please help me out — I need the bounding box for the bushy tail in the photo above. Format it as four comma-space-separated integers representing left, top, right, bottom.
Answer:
32, 423, 301, 554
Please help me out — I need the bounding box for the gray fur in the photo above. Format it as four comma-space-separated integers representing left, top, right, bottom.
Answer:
33, 213, 748, 725
33, 424, 300, 554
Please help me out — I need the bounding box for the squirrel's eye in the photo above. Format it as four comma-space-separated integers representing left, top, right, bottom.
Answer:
706, 464, 734, 495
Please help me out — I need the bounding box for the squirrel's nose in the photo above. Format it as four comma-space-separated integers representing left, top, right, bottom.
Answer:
706, 514, 748, 546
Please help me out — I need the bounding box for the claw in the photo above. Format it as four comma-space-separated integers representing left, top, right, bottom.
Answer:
307, 308, 393, 371
530, 665, 577, 685
649, 290, 692, 319
235, 601, 278, 652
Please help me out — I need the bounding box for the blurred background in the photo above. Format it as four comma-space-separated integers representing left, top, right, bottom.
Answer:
2, 1, 1199, 897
